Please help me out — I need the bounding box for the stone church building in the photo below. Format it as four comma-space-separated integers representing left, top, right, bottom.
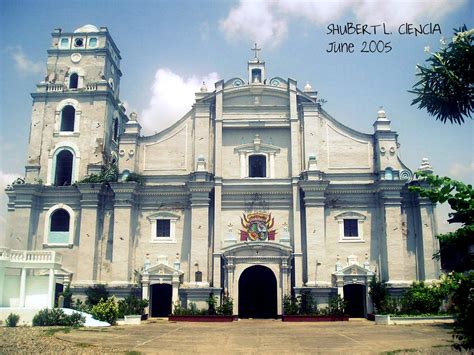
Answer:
2, 25, 440, 318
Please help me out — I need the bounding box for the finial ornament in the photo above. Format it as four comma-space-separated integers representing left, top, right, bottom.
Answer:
251, 43, 261, 59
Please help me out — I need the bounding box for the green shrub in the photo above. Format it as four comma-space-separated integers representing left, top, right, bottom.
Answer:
369, 276, 389, 314
85, 285, 109, 307
72, 298, 91, 313
91, 297, 119, 325
172, 302, 207, 316
283, 295, 299, 315
5, 313, 20, 327
325, 295, 347, 316
299, 290, 317, 315
401, 281, 443, 315
117, 295, 149, 318
32, 308, 85, 326
217, 294, 233, 316
451, 271, 474, 350
207, 293, 217, 315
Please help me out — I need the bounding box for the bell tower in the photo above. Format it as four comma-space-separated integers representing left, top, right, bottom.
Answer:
248, 43, 266, 84
25, 25, 127, 185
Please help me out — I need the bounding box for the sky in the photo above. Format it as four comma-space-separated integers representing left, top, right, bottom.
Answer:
0, 0, 472, 235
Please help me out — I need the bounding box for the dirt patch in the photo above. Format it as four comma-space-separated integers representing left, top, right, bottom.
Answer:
0, 327, 124, 354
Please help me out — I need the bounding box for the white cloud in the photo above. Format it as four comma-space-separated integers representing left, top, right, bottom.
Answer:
219, 0, 288, 48
8, 46, 43, 76
448, 162, 474, 182
219, 0, 465, 47
140, 69, 219, 135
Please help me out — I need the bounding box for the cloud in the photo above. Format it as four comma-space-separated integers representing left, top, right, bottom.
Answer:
140, 69, 219, 135
219, 0, 288, 48
8, 46, 43, 76
448, 162, 474, 182
219, 0, 465, 47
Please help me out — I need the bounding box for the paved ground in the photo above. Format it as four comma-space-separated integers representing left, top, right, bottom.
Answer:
49, 318, 459, 354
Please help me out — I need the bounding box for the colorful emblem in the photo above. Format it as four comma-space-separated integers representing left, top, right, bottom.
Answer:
240, 212, 276, 241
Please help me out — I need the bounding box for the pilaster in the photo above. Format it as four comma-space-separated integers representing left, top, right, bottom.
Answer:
378, 181, 408, 286
110, 182, 138, 286
418, 197, 440, 281
75, 183, 103, 285
299, 180, 329, 285
187, 180, 214, 285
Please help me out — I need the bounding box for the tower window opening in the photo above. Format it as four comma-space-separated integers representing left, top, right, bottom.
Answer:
69, 73, 78, 89
60, 105, 75, 132
113, 118, 119, 141
50, 209, 70, 232
251, 69, 262, 83
54, 150, 73, 186
249, 155, 266, 178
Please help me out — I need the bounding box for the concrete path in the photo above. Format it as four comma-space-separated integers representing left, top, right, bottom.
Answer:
56, 318, 456, 354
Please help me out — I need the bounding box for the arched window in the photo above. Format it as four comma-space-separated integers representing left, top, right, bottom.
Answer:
50, 209, 70, 232
252, 69, 262, 83
45, 204, 74, 245
60, 105, 75, 132
69, 73, 79, 89
54, 150, 74, 186
113, 118, 119, 141
249, 155, 266, 177
384, 167, 394, 180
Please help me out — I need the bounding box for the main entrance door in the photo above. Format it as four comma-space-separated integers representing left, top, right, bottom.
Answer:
150, 284, 172, 317
343, 284, 366, 317
238, 265, 277, 318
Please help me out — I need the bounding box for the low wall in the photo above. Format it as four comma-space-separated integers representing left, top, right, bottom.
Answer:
0, 307, 43, 326
375, 314, 455, 325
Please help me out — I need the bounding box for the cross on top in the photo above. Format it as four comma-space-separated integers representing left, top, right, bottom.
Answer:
251, 43, 261, 59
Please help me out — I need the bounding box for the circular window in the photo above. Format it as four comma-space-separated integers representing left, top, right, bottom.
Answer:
74, 38, 84, 47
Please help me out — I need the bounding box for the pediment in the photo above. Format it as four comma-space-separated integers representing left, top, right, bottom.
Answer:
334, 263, 374, 277
222, 241, 292, 258
145, 263, 183, 276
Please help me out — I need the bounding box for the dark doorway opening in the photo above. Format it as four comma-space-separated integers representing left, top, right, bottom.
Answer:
150, 284, 172, 317
343, 284, 366, 317
69, 73, 79, 89
238, 265, 277, 318
54, 283, 63, 307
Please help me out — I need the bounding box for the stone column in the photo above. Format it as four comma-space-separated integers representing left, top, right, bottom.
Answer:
19, 267, 26, 307
300, 181, 328, 285
47, 268, 55, 308
292, 182, 304, 288
379, 183, 407, 286
110, 182, 138, 286
75, 184, 103, 285
172, 274, 180, 306
187, 180, 213, 285
419, 197, 440, 281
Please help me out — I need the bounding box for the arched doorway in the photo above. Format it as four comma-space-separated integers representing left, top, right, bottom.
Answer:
150, 284, 172, 317
343, 284, 366, 317
238, 265, 277, 318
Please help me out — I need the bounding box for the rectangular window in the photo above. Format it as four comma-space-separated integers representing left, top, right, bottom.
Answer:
343, 219, 358, 237
156, 219, 171, 237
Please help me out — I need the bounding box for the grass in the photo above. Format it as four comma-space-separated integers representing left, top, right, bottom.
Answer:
382, 349, 418, 354
44, 327, 72, 336
125, 352, 142, 355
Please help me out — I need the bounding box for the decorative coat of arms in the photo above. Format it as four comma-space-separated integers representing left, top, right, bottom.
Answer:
240, 212, 276, 241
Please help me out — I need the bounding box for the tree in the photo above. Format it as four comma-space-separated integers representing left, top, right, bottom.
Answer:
410, 172, 473, 271
410, 25, 473, 124
410, 172, 473, 350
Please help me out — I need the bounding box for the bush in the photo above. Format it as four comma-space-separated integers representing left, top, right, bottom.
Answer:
217, 294, 234, 316
401, 281, 444, 315
299, 290, 317, 315
283, 295, 299, 315
72, 298, 91, 313
117, 295, 149, 318
207, 293, 217, 315
325, 295, 347, 316
91, 297, 119, 325
369, 276, 389, 314
451, 271, 474, 350
172, 302, 207, 316
85, 285, 109, 307
32, 308, 85, 327
5, 313, 20, 327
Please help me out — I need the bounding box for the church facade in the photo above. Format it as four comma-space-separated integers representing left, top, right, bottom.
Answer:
2, 25, 440, 318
